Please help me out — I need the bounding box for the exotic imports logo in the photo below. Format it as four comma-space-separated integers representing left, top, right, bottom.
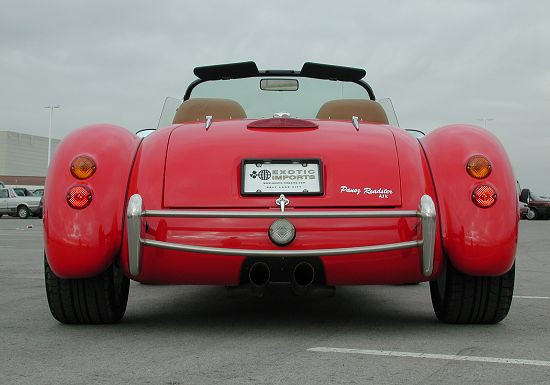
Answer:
251, 168, 317, 181
250, 170, 272, 180
340, 185, 393, 199
271, 169, 316, 181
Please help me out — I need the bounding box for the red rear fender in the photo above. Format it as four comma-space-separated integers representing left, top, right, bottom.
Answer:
421, 124, 517, 276
44, 124, 139, 278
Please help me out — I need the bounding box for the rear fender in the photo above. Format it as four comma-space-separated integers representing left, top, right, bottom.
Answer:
421, 124, 517, 276
44, 124, 139, 278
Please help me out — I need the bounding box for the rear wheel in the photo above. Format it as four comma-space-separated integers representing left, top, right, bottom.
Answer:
430, 260, 514, 324
44, 255, 130, 324
17, 205, 29, 219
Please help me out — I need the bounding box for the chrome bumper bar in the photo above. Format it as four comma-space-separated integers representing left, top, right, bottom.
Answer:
126, 194, 436, 277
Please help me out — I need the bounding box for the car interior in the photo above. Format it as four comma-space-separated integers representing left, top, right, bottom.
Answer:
172, 97, 389, 124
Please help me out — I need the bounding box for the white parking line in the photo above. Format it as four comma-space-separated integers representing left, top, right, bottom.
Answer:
514, 296, 550, 300
308, 347, 550, 367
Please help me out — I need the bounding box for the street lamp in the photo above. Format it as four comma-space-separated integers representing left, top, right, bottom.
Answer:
44, 105, 60, 166
477, 118, 494, 130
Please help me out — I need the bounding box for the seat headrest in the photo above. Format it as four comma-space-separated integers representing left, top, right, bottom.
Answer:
172, 98, 247, 124
316, 99, 388, 124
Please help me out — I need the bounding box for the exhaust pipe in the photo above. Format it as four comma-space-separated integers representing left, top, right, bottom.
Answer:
291, 262, 315, 296
249, 262, 270, 297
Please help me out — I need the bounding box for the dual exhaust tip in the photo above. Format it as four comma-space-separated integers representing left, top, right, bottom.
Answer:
248, 261, 315, 296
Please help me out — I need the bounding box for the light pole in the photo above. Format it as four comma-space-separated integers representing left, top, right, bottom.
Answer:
44, 105, 60, 166
477, 118, 494, 130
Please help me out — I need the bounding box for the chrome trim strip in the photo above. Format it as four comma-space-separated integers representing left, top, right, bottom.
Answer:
419, 195, 436, 277
142, 210, 419, 219
127, 194, 143, 276
141, 238, 421, 257
126, 194, 437, 278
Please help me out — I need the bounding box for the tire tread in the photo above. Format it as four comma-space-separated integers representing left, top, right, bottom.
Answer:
44, 255, 129, 324
430, 261, 514, 324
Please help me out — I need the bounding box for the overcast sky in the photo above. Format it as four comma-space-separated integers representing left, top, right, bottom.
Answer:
1, 0, 549, 193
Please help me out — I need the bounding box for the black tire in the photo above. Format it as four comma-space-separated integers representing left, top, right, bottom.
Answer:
44, 255, 130, 324
430, 260, 514, 324
17, 205, 29, 219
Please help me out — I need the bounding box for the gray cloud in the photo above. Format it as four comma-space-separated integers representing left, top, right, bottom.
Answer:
1, 0, 549, 192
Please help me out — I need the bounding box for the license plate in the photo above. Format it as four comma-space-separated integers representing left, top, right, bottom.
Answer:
241, 159, 323, 195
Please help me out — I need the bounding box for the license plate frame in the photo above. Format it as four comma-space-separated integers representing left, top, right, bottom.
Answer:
241, 159, 323, 196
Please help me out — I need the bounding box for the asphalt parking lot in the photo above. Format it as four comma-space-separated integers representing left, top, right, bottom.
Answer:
1, 218, 549, 385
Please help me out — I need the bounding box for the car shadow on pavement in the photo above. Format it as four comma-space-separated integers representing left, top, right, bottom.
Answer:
122, 283, 438, 331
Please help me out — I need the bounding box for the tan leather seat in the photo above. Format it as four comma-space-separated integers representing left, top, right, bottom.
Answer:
172, 98, 247, 124
316, 99, 389, 124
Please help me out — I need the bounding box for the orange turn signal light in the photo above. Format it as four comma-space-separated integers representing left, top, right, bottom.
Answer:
466, 155, 492, 179
472, 184, 497, 208
66, 185, 92, 209
70, 156, 96, 179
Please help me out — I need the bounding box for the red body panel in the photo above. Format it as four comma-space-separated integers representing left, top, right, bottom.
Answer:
164, 121, 402, 208
120, 120, 444, 285
47, 119, 515, 284
119, 126, 173, 275
44, 124, 139, 278
421, 125, 517, 276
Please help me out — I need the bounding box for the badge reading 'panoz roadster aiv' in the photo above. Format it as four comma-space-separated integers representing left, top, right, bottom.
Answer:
340, 186, 394, 199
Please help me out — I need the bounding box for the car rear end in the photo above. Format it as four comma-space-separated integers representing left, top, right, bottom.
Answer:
121, 119, 441, 290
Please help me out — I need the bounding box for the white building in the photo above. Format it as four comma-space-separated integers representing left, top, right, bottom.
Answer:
0, 131, 60, 185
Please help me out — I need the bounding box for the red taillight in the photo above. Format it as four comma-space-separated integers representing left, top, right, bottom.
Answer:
66, 185, 92, 209
472, 185, 497, 208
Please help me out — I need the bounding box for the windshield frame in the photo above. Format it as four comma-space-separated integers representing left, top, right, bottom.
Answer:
183, 62, 376, 101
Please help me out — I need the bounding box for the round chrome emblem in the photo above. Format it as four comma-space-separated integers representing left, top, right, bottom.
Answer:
269, 219, 296, 246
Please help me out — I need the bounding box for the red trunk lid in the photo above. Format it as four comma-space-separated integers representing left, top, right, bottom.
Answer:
163, 120, 402, 208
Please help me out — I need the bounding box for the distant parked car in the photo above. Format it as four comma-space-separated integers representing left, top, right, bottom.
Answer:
519, 189, 550, 220
0, 181, 5, 188
0, 187, 41, 218
32, 188, 44, 197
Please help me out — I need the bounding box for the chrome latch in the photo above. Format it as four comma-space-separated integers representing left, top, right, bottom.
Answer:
352, 116, 360, 131
275, 194, 290, 212
205, 115, 213, 130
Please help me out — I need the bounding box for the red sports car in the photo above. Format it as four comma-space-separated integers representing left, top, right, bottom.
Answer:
43, 62, 517, 324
